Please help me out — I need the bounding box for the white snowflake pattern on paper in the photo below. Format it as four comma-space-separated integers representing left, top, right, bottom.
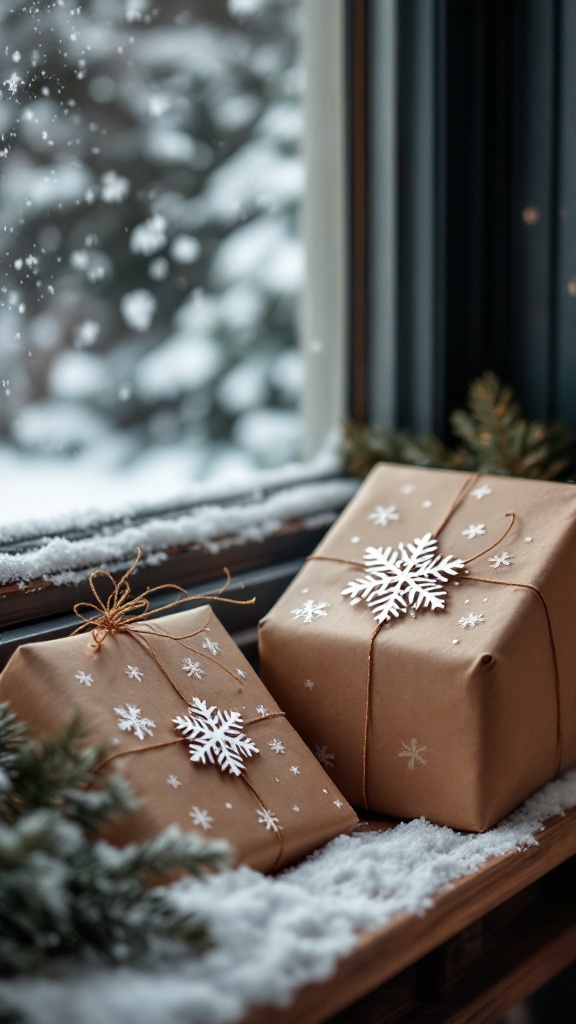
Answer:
235, 668, 248, 680
114, 704, 156, 741
291, 599, 330, 624
489, 551, 513, 568
182, 658, 205, 680
256, 808, 282, 832
342, 533, 464, 625
471, 485, 492, 500
400, 484, 416, 495
462, 524, 486, 540
304, 678, 315, 690
292, 805, 300, 813
173, 697, 259, 777
458, 612, 484, 629
290, 765, 300, 775
334, 799, 344, 809
268, 739, 285, 755
189, 806, 213, 831
525, 536, 533, 543
315, 745, 335, 770
256, 705, 268, 716
166, 775, 181, 789
398, 739, 427, 770
125, 665, 143, 682
368, 505, 400, 527
202, 638, 220, 656
75, 671, 93, 688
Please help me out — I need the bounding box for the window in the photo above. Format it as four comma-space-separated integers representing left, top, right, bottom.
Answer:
0, 0, 349, 534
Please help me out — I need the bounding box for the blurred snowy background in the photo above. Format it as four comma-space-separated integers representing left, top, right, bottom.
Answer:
0, 0, 307, 529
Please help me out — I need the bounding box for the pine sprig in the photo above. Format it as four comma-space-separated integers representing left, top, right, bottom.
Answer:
450, 372, 572, 479
0, 702, 231, 976
344, 371, 573, 480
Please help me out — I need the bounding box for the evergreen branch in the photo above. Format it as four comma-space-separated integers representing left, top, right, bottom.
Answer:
0, 702, 232, 976
344, 372, 573, 481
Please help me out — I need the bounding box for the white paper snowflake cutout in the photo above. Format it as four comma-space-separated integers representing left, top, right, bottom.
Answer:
315, 745, 335, 769
489, 551, 513, 568
173, 697, 259, 777
75, 671, 93, 687
462, 524, 486, 540
398, 739, 427, 770
202, 638, 220, 656
341, 533, 464, 625
268, 739, 285, 755
125, 665, 143, 682
114, 703, 156, 741
291, 599, 330, 624
189, 806, 213, 831
166, 775, 181, 789
458, 612, 484, 629
368, 505, 400, 527
182, 658, 205, 680
290, 765, 300, 775
471, 485, 492, 500
256, 808, 282, 832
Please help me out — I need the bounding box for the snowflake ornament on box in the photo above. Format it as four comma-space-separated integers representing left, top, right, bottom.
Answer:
368, 505, 400, 527
342, 533, 464, 625
75, 670, 93, 688
256, 808, 282, 832
290, 599, 330, 624
398, 739, 427, 770
458, 612, 484, 629
189, 806, 213, 831
182, 658, 205, 680
202, 638, 220, 656
489, 551, 513, 568
173, 697, 259, 777
114, 703, 156, 741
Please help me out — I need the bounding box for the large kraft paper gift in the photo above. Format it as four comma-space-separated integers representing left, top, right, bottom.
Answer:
0, 567, 357, 872
259, 464, 576, 832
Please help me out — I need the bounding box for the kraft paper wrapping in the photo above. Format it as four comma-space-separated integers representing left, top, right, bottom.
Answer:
0, 606, 357, 872
259, 464, 576, 832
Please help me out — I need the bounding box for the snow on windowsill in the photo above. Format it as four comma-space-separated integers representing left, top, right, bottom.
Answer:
0, 447, 358, 587
1, 768, 575, 1024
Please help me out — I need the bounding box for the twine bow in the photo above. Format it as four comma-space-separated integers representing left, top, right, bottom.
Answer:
73, 548, 255, 648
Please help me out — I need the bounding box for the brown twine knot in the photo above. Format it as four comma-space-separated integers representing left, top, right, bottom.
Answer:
73, 548, 255, 649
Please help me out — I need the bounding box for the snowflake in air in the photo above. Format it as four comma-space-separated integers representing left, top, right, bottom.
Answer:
291, 599, 330, 624
315, 745, 335, 769
341, 533, 464, 625
256, 705, 268, 716
182, 658, 205, 680
268, 739, 285, 755
398, 739, 427, 770
114, 704, 156, 741
125, 665, 143, 682
462, 524, 486, 540
489, 551, 513, 568
256, 808, 282, 832
75, 671, 93, 687
458, 612, 484, 629
368, 505, 400, 527
189, 806, 213, 831
202, 638, 220, 656
471, 485, 492, 500
173, 697, 259, 777
166, 775, 181, 789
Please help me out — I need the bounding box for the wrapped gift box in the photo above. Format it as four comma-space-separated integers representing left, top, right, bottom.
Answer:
0, 604, 357, 872
259, 463, 576, 832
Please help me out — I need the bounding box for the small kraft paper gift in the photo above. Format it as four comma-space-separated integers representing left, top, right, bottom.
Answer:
259, 464, 576, 832
0, 556, 357, 872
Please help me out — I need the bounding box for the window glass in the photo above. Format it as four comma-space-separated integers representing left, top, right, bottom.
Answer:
0, 0, 304, 527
